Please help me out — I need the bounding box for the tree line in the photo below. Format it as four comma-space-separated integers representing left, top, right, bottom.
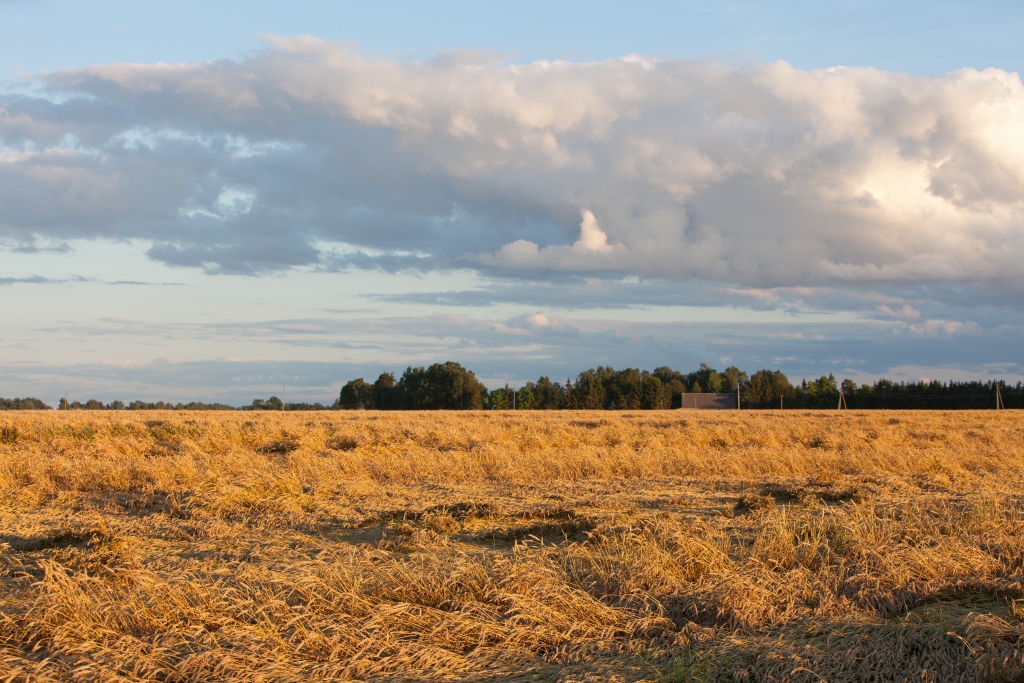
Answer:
0, 395, 329, 411
0, 397, 50, 410
335, 363, 754, 410
1, 361, 1020, 411
338, 362, 1023, 410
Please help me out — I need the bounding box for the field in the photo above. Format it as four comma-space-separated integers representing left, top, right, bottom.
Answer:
1, 410, 1023, 682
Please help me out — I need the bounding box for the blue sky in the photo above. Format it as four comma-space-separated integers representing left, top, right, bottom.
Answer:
3, 1, 1024, 76
2, 1, 1023, 405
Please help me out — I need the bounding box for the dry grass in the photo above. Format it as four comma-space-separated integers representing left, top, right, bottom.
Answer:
1, 409, 1023, 682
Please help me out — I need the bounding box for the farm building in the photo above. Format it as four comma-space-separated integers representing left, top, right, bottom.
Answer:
678, 393, 737, 409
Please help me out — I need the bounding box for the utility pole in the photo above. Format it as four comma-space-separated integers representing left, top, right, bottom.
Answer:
996, 383, 1004, 410
513, 384, 516, 410
737, 382, 741, 410
836, 388, 848, 410
282, 385, 286, 410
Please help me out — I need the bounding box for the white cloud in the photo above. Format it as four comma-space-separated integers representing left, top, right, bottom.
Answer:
526, 313, 550, 327
907, 320, 977, 335
724, 287, 781, 304
876, 304, 921, 320
480, 208, 623, 269
573, 210, 613, 254
101, 359, 145, 368
0, 41, 1022, 295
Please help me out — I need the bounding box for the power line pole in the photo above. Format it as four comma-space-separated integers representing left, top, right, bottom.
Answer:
996, 383, 1004, 410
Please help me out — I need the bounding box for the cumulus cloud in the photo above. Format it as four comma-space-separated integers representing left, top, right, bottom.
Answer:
526, 313, 551, 327
574, 210, 614, 254
1, 38, 1023, 293
480, 209, 622, 269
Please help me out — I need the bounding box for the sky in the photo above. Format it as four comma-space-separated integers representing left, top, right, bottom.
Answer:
2, 1, 1023, 405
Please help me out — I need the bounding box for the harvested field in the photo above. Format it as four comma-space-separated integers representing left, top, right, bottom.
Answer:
1, 409, 1023, 682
